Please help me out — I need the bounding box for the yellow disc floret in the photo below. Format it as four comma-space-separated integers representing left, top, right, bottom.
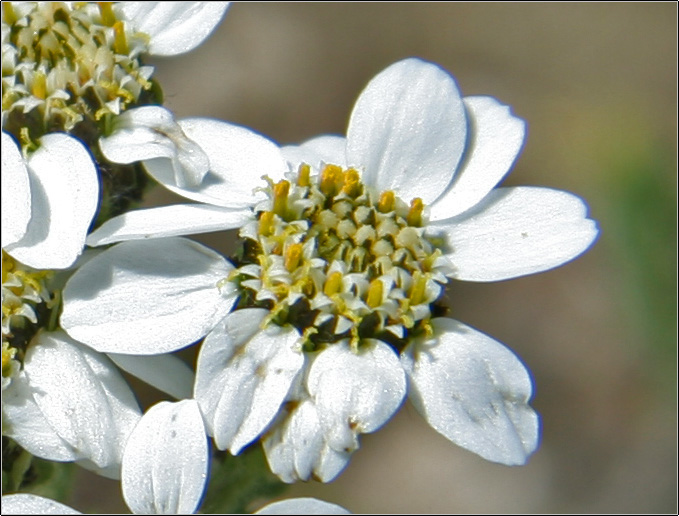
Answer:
233, 164, 453, 352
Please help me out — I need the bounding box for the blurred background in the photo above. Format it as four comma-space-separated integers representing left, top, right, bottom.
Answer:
72, 3, 676, 513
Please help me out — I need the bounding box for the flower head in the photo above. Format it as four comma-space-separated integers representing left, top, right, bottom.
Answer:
2, 2, 229, 133
2, 2, 229, 220
62, 58, 599, 482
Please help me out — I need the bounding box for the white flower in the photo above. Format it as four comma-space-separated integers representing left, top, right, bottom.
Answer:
1, 0, 228, 482
117, 395, 349, 515
1, 130, 121, 477
61, 58, 598, 482
1, 491, 349, 516
1, 250, 194, 479
2, 2, 229, 125
1, 494, 81, 515
84, 397, 351, 514
2, 2, 228, 187
1, 131, 99, 270
2, 329, 142, 478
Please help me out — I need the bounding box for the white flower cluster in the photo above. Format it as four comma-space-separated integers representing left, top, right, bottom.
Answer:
1, 2, 599, 514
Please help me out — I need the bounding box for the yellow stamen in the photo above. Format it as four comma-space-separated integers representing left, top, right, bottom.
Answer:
97, 2, 116, 26
366, 279, 384, 309
342, 168, 361, 197
323, 271, 343, 296
409, 271, 427, 306
319, 164, 343, 197
272, 180, 290, 217
2, 2, 17, 25
2, 343, 17, 378
297, 163, 310, 187
284, 243, 303, 272
407, 197, 424, 227
32, 72, 47, 100
378, 191, 395, 213
258, 211, 275, 236
112, 21, 128, 55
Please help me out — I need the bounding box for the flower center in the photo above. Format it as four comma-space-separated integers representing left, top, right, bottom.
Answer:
233, 164, 453, 352
1, 251, 56, 388
2, 2, 158, 139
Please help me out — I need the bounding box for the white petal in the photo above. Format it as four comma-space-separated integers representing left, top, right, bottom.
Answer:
108, 352, 194, 400
281, 135, 348, 170
262, 399, 322, 483
402, 318, 539, 465
6, 134, 98, 269
429, 186, 599, 281
1, 494, 81, 515
1, 131, 31, 247
122, 400, 208, 515
255, 497, 351, 515
307, 340, 406, 453
86, 204, 253, 246
24, 331, 142, 472
120, 2, 229, 56
99, 106, 209, 187
144, 119, 288, 209
429, 96, 526, 221
194, 309, 304, 454
346, 58, 466, 203
61, 238, 236, 354
262, 398, 350, 483
2, 371, 78, 462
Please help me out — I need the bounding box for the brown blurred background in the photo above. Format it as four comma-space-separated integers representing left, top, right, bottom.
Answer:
73, 3, 677, 513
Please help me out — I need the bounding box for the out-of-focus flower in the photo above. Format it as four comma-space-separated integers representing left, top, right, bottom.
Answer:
2, 1, 228, 207
2, 2, 229, 131
60, 58, 598, 482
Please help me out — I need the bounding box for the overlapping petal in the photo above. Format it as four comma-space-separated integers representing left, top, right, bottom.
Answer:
2, 371, 78, 463
281, 135, 348, 170
144, 118, 288, 209
1, 131, 31, 248
262, 398, 351, 483
122, 400, 208, 515
61, 238, 236, 354
428, 96, 526, 221
428, 186, 599, 281
118, 2, 230, 56
9, 331, 142, 475
86, 204, 252, 246
402, 318, 539, 465
194, 308, 304, 454
5, 133, 99, 269
346, 58, 467, 204
307, 339, 406, 453
108, 353, 195, 400
99, 106, 210, 188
